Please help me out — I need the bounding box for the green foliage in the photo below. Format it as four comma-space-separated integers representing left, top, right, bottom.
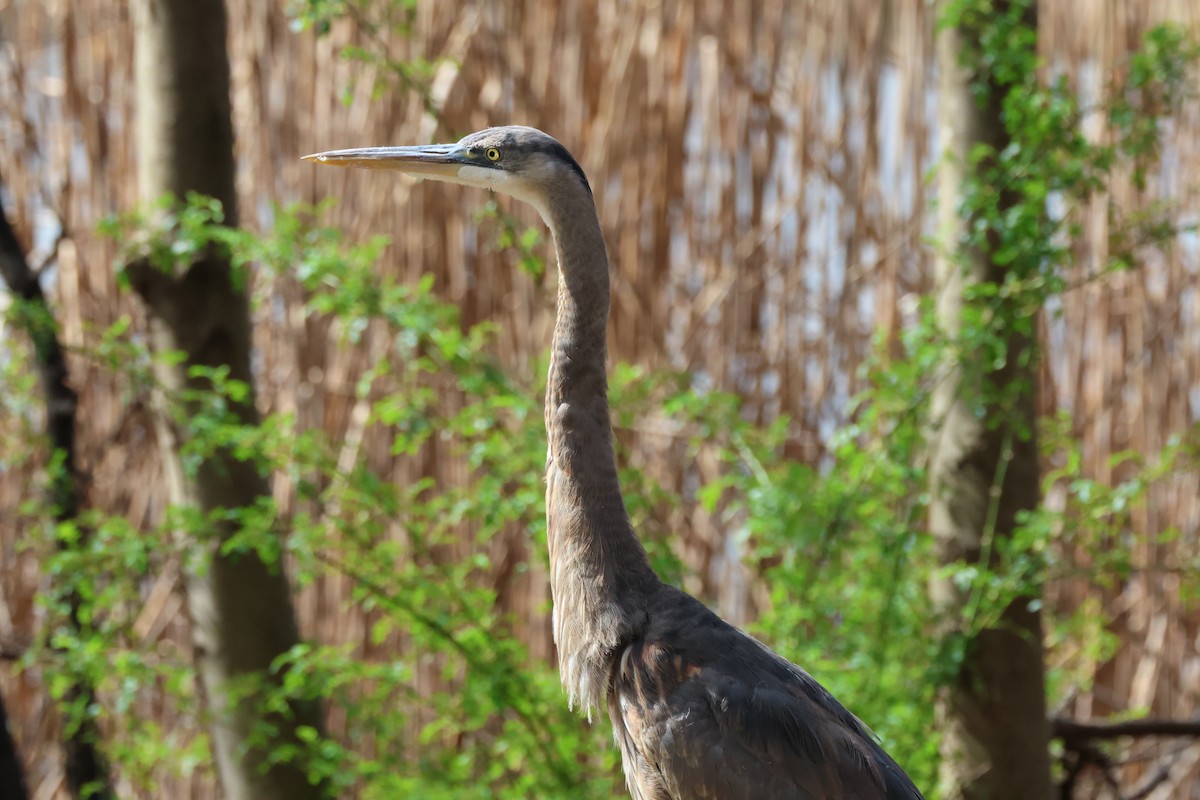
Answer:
660, 378, 942, 783
89, 197, 607, 795
1031, 416, 1200, 698
32, 505, 205, 791
930, 0, 1198, 636
81, 186, 948, 791
475, 200, 549, 279
286, 0, 440, 112
11, 7, 1198, 799
667, 6, 1199, 791
0, 329, 41, 471
933, 1, 1196, 435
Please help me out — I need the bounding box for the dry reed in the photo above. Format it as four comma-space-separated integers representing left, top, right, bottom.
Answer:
0, 0, 1197, 796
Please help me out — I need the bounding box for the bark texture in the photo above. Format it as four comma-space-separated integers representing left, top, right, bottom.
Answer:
928, 3, 1054, 799
0, 693, 28, 800
131, 2, 325, 797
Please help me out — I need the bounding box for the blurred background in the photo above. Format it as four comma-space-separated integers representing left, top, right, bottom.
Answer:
1, 0, 1198, 798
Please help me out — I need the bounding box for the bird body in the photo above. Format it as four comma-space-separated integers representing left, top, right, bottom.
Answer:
609, 585, 922, 799
305, 126, 923, 800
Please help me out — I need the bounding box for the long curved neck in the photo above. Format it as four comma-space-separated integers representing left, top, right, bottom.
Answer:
541, 182, 655, 713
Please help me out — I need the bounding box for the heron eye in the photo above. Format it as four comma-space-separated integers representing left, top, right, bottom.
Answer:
485, 147, 501, 162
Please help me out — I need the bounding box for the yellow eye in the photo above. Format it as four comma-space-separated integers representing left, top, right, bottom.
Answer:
485, 147, 501, 162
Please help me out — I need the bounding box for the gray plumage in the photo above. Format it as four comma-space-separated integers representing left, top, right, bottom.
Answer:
305, 126, 925, 800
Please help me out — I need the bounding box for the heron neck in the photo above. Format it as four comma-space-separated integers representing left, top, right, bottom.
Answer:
546, 198, 612, 413
542, 188, 654, 711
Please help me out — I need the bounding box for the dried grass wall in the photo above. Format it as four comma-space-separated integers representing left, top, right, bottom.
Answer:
1, 0, 1198, 796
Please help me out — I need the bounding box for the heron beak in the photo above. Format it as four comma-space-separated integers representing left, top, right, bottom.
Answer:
302, 144, 466, 178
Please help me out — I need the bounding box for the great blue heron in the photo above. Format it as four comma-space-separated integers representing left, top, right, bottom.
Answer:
305, 126, 924, 800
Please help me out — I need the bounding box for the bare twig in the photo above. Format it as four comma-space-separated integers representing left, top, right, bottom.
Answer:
1125, 766, 1170, 800
1053, 716, 1200, 743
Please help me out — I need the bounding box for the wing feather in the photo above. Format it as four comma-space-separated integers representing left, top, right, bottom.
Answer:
608, 589, 924, 800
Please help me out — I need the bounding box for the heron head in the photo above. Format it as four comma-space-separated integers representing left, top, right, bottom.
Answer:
303, 125, 591, 221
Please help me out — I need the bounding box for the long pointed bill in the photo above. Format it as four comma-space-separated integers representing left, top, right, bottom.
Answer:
302, 144, 464, 178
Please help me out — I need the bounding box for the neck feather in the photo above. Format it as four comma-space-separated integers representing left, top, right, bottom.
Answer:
541, 183, 655, 714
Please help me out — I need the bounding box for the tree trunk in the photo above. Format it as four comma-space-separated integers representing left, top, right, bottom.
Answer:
130, 2, 325, 797
0, 694, 29, 800
928, 3, 1054, 799
0, 191, 112, 800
